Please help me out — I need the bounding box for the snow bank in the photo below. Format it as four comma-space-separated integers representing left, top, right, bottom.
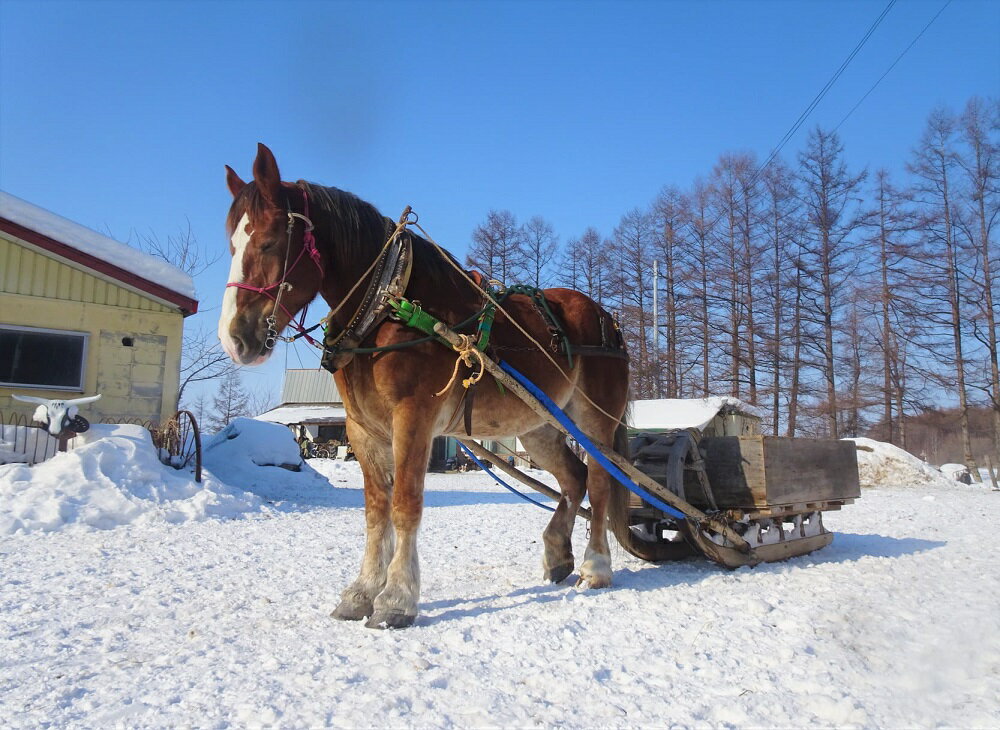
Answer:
0, 425, 267, 535
0, 420, 337, 536
847, 437, 957, 489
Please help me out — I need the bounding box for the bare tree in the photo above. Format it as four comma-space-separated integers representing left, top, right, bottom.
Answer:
797, 127, 868, 438
467, 210, 525, 285
126, 219, 220, 278
865, 169, 918, 445
956, 96, 1000, 467
612, 208, 656, 397
687, 178, 716, 396
652, 186, 690, 398
909, 107, 981, 477
521, 216, 559, 288
246, 384, 278, 417
709, 153, 761, 400
759, 159, 799, 434
178, 325, 238, 403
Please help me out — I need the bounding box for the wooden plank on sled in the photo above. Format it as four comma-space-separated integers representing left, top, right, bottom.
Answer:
698, 436, 861, 510
430, 321, 752, 553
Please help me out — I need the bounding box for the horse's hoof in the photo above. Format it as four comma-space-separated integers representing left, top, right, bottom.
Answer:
545, 562, 574, 584
576, 574, 612, 589
365, 610, 416, 630
331, 598, 372, 622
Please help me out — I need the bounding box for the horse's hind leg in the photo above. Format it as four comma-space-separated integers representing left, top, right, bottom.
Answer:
572, 414, 619, 589
520, 425, 588, 584
332, 422, 393, 622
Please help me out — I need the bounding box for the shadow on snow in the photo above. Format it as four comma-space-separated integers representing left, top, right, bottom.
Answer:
417, 532, 945, 625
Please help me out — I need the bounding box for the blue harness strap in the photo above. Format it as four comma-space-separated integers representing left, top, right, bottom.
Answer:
499, 361, 687, 521
456, 442, 555, 512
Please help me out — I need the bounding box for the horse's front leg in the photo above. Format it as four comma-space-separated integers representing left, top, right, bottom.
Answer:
332, 421, 394, 621
366, 402, 432, 629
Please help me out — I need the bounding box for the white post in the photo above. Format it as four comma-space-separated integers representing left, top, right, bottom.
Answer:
652, 259, 660, 398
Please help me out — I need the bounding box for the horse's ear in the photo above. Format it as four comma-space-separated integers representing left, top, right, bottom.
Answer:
225, 165, 246, 198
252, 143, 282, 206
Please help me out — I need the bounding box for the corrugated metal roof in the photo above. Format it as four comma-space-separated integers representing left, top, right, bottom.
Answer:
281, 369, 341, 404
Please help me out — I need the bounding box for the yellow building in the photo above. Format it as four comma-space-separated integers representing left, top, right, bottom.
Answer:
0, 192, 198, 425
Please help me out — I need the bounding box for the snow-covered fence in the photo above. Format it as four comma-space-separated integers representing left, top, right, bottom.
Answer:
1, 409, 202, 481
0, 410, 72, 464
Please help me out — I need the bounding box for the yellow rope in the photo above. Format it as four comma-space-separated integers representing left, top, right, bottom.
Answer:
434, 334, 486, 397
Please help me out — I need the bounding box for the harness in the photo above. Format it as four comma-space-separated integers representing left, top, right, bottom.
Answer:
227, 194, 626, 426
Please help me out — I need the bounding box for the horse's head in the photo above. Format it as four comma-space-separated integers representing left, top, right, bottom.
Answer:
218, 143, 324, 365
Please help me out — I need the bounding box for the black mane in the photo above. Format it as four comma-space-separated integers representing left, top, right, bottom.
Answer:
300, 181, 463, 283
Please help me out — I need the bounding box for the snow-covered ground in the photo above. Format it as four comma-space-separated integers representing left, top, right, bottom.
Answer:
1, 425, 998, 728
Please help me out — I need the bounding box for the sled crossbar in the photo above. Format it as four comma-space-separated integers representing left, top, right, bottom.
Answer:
456, 441, 555, 512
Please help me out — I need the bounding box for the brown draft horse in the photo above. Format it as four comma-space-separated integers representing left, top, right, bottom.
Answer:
220, 144, 630, 628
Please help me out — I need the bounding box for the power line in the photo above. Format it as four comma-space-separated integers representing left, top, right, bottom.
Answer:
751, 0, 897, 190
687, 0, 898, 241
834, 0, 953, 133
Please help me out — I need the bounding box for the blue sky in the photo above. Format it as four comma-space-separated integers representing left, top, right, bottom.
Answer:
1, 0, 997, 407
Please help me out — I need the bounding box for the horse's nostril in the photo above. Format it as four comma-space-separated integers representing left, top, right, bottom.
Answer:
231, 334, 247, 359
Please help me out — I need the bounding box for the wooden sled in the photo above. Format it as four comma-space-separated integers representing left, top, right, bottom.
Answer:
432, 321, 860, 570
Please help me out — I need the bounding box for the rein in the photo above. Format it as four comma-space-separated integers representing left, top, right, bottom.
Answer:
226, 188, 324, 349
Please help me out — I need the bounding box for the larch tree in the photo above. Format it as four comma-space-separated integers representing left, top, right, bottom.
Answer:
687, 178, 717, 396
760, 159, 799, 434
709, 153, 758, 400
797, 127, 868, 438
612, 208, 656, 397
909, 107, 980, 478
467, 209, 525, 285
956, 96, 1000, 468
520, 215, 559, 289
652, 186, 689, 398
209, 369, 250, 432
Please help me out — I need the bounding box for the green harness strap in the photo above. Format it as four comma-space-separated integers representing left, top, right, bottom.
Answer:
386, 296, 497, 353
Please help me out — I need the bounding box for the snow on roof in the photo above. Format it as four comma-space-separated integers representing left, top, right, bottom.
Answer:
255, 404, 347, 425
630, 396, 762, 431
0, 191, 197, 301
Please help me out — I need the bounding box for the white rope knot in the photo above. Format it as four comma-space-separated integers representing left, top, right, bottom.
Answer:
434, 334, 486, 397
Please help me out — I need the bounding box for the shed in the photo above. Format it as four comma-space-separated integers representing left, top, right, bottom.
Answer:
255, 369, 347, 443
0, 192, 197, 425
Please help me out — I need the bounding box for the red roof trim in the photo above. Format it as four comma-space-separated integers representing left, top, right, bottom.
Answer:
0, 217, 199, 315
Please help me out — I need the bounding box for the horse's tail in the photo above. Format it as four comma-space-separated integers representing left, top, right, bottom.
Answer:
607, 408, 633, 551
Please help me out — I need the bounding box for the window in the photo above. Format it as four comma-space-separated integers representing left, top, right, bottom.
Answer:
0, 325, 88, 390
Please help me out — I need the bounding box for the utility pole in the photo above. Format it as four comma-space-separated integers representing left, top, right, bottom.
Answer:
652, 259, 660, 398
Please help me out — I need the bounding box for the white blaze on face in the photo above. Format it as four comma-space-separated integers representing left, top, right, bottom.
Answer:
218, 213, 252, 360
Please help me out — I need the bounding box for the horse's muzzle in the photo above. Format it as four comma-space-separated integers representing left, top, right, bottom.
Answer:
224, 315, 272, 366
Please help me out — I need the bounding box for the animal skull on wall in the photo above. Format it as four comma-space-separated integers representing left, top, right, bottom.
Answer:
11, 394, 102, 437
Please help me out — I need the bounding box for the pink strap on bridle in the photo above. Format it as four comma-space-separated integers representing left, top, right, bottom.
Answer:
226, 188, 324, 346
